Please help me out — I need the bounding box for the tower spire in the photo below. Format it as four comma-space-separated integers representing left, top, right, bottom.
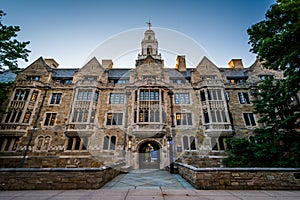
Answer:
146, 20, 152, 30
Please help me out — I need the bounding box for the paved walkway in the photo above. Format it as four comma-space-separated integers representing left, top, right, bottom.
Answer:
102, 169, 194, 190
1, 189, 300, 200
1, 169, 300, 199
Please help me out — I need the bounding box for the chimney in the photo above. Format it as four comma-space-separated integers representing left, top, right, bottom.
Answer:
45, 58, 59, 68
175, 55, 186, 72
228, 59, 244, 69
102, 59, 113, 69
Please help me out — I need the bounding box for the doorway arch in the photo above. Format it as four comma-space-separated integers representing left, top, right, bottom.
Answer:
137, 139, 161, 169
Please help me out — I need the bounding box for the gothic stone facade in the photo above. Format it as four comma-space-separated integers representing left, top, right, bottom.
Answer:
0, 29, 282, 168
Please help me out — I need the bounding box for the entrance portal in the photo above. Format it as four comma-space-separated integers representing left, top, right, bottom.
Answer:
138, 141, 160, 169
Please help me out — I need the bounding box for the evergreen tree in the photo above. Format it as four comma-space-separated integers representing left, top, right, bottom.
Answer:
224, 0, 300, 167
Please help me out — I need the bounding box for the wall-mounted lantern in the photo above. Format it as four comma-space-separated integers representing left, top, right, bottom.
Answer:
128, 137, 133, 150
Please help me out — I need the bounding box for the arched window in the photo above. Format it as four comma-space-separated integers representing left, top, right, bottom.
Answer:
36, 136, 44, 151
103, 136, 109, 150
147, 46, 153, 55
35, 135, 51, 151
43, 136, 51, 150
190, 136, 196, 150
183, 136, 189, 150
103, 136, 116, 150
148, 35, 151, 40
110, 136, 116, 150
182, 135, 197, 151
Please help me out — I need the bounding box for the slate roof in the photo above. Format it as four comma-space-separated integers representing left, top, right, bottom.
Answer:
0, 70, 17, 83
167, 68, 193, 78
108, 69, 131, 78
220, 68, 248, 78
52, 68, 79, 78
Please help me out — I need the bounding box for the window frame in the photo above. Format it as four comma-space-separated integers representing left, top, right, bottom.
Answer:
211, 137, 227, 151
0, 137, 19, 152
65, 136, 88, 151
50, 93, 62, 105
176, 113, 193, 126
174, 93, 190, 104
182, 135, 197, 151
243, 113, 257, 127
43, 113, 57, 126
103, 135, 117, 151
106, 113, 123, 126
77, 90, 93, 101
34, 135, 51, 152
238, 92, 251, 104
109, 93, 125, 104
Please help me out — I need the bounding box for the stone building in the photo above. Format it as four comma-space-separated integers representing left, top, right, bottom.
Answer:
0, 28, 282, 169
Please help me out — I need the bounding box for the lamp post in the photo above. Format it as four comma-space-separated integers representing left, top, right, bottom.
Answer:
168, 90, 176, 173
123, 91, 131, 161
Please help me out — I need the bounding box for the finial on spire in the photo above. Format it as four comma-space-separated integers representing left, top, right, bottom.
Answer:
146, 20, 152, 30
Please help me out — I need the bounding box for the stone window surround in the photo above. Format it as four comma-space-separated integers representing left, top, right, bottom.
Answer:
176, 112, 193, 126
200, 88, 230, 126
64, 136, 88, 151
0, 136, 19, 152
174, 93, 191, 104
103, 135, 117, 151
13, 89, 30, 101
182, 135, 197, 151
3, 88, 39, 124
242, 112, 257, 127
134, 88, 166, 125
34, 135, 51, 152
210, 109, 228, 123
211, 136, 227, 151
238, 92, 251, 104
109, 93, 125, 104
43, 112, 57, 126
49, 92, 62, 105
22, 111, 32, 123
69, 88, 99, 124
105, 112, 124, 126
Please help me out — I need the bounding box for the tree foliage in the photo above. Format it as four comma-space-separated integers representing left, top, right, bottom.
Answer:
0, 10, 30, 72
0, 82, 13, 114
224, 0, 300, 167
247, 0, 300, 76
224, 78, 300, 167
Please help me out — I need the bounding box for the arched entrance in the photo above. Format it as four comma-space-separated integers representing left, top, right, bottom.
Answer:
138, 140, 161, 169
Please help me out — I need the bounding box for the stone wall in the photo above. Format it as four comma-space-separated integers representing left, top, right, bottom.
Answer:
0, 163, 123, 190
177, 162, 300, 190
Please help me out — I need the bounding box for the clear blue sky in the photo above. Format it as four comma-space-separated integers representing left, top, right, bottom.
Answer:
1, 0, 275, 68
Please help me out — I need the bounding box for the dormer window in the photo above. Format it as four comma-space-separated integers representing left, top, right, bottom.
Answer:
260, 75, 273, 80
117, 79, 129, 84
64, 79, 72, 84
85, 76, 97, 81
227, 78, 247, 84
27, 76, 40, 81
202, 75, 216, 80
170, 78, 186, 84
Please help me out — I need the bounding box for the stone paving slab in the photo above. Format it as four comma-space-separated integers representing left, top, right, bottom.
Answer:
1, 190, 300, 200
102, 169, 194, 190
